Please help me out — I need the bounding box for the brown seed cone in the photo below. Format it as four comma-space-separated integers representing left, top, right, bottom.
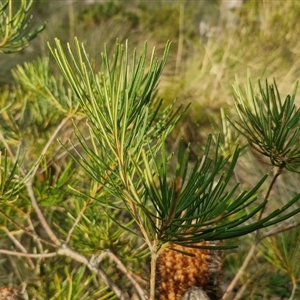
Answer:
156, 242, 222, 300
0, 286, 24, 300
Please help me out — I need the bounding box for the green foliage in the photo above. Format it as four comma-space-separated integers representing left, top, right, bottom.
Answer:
0, 1, 300, 299
232, 80, 300, 172
143, 136, 263, 246
48, 39, 300, 254
0, 0, 45, 53
0, 149, 24, 201
261, 227, 300, 287
12, 57, 79, 115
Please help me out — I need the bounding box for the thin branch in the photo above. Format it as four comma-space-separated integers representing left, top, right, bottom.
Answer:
1, 241, 129, 299
0, 115, 127, 298
0, 208, 56, 247
26, 181, 61, 246
2, 227, 35, 269
98, 249, 148, 300
29, 115, 72, 179
58, 244, 127, 300
260, 221, 300, 240
0, 249, 57, 258
65, 179, 107, 244
257, 165, 283, 220
0, 114, 72, 179
222, 166, 283, 300
0, 115, 71, 247
232, 274, 255, 300
40, 117, 87, 173
26, 216, 45, 254
222, 241, 257, 300
289, 279, 297, 300
7, 254, 23, 282
66, 199, 92, 244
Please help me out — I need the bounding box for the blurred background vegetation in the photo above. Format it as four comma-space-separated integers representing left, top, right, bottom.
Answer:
1, 0, 300, 299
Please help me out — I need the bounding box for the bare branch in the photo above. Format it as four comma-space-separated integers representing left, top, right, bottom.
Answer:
58, 244, 128, 300
0, 249, 57, 258
29, 115, 72, 179
221, 241, 257, 300
0, 208, 56, 247
222, 168, 283, 300
2, 227, 35, 269
0, 116, 72, 247
1, 241, 129, 299
260, 221, 300, 240
66, 199, 92, 244
96, 249, 148, 300
26, 181, 61, 246
26, 217, 45, 254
